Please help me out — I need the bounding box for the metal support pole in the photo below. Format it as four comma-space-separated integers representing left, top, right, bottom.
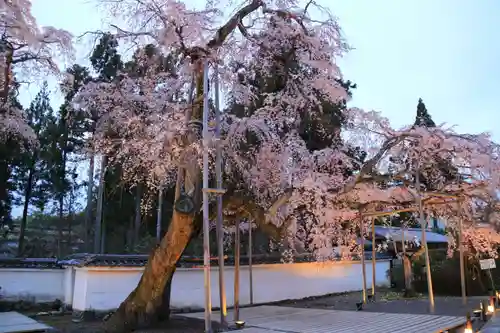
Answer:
214, 64, 227, 325
459, 217, 467, 305
202, 61, 213, 333
248, 221, 254, 305
84, 153, 94, 252
371, 218, 376, 297
94, 155, 106, 254
360, 217, 367, 304
156, 185, 163, 242
402, 228, 406, 257
416, 169, 435, 313
234, 219, 241, 321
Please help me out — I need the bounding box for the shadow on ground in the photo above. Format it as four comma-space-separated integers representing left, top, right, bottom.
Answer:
276, 289, 489, 317
37, 315, 223, 333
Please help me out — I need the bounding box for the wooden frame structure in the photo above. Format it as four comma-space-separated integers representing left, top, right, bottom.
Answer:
358, 189, 468, 313
225, 190, 470, 321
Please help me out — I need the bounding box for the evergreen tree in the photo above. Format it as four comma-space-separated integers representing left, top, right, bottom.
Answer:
413, 98, 457, 190
0, 80, 24, 230
88, 33, 125, 253
414, 98, 436, 127
226, 29, 364, 253
49, 64, 91, 256
15, 82, 54, 255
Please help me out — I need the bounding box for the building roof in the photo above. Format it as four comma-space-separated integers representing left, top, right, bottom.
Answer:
373, 226, 448, 244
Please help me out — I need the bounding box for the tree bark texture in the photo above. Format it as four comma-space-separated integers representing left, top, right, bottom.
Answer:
103, 210, 200, 332
18, 165, 34, 257
84, 153, 94, 252
94, 155, 107, 253
403, 255, 414, 297
102, 3, 275, 330
133, 184, 142, 247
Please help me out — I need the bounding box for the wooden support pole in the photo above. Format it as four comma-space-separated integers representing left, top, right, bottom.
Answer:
371, 217, 376, 297
459, 216, 467, 305
360, 217, 367, 304
248, 221, 254, 305
416, 169, 435, 313
234, 219, 241, 321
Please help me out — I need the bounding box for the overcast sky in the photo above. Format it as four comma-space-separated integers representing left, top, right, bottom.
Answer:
27, 0, 500, 140
15, 0, 500, 215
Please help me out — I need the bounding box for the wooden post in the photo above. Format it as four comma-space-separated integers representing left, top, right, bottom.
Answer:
234, 219, 241, 321
371, 217, 376, 297
402, 228, 406, 257
360, 217, 367, 304
201, 61, 213, 332
459, 217, 467, 305
214, 63, 227, 326
248, 221, 254, 305
416, 169, 435, 313
156, 185, 163, 242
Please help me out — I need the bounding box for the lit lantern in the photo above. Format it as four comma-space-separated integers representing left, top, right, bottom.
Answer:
464, 313, 473, 333
488, 296, 496, 314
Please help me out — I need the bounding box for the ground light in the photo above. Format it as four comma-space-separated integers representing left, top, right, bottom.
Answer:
463, 313, 473, 333
235, 320, 245, 329
480, 301, 487, 321
488, 296, 496, 314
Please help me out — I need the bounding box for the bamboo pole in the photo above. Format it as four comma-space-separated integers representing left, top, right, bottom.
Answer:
416, 169, 435, 313
234, 219, 241, 322
458, 210, 467, 305
371, 217, 376, 298
459, 218, 466, 305
402, 228, 406, 257
248, 221, 254, 305
156, 185, 163, 242
360, 217, 367, 304
94, 155, 107, 254
213, 63, 227, 326
361, 199, 457, 218
201, 61, 213, 332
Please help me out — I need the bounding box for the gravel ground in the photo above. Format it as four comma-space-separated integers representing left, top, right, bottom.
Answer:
37, 315, 224, 333
276, 289, 489, 317
31, 290, 491, 332
276, 289, 491, 331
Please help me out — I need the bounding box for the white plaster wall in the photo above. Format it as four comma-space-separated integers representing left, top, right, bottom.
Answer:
63, 267, 76, 306
71, 260, 391, 312
72, 267, 142, 312
0, 268, 65, 302
172, 261, 391, 309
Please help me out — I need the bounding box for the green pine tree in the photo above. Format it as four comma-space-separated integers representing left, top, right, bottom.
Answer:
0, 80, 24, 231
88, 33, 126, 253
414, 98, 436, 127
15, 82, 55, 255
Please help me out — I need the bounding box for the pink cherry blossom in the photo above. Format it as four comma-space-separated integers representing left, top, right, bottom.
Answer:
76, 0, 500, 260
0, 0, 73, 141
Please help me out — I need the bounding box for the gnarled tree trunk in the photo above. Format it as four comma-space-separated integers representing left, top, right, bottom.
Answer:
403, 255, 414, 297
102, 2, 274, 330
403, 247, 425, 297
104, 46, 206, 333
103, 209, 201, 332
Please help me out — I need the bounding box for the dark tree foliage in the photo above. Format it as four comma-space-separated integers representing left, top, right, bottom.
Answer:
412, 98, 458, 191
91, 33, 123, 82
0, 81, 24, 229
414, 98, 436, 127
224, 26, 366, 253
